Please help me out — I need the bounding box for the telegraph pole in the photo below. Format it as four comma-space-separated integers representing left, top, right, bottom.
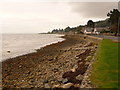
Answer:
118, 1, 120, 35
118, 17, 120, 35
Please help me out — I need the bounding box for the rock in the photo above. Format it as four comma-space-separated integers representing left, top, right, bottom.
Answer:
84, 75, 88, 78
64, 50, 67, 52
48, 76, 55, 82
19, 65, 22, 68
49, 58, 53, 61
86, 56, 92, 61
62, 78, 68, 84
50, 81, 54, 84
26, 71, 31, 74
28, 80, 34, 85
48, 74, 54, 79
85, 62, 90, 65
38, 72, 42, 75
87, 80, 91, 84
62, 83, 73, 88
95, 46, 98, 48
7, 51, 10, 53
73, 65, 78, 69
44, 83, 50, 88
37, 82, 43, 87
84, 37, 86, 39
57, 78, 63, 82
21, 80, 25, 82
76, 75, 83, 80
53, 84, 60, 88
71, 68, 76, 72
28, 76, 33, 79
43, 79, 48, 83
74, 84, 80, 87
52, 68, 59, 73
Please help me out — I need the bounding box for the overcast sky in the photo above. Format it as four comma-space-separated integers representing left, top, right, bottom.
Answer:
0, 0, 119, 33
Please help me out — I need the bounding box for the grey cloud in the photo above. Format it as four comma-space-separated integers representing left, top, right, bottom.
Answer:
70, 2, 118, 19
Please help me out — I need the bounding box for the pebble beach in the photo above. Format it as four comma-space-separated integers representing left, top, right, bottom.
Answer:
2, 34, 101, 89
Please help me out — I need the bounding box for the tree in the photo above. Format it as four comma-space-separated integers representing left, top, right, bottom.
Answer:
52, 29, 59, 33
107, 9, 120, 34
75, 26, 83, 34
87, 20, 95, 28
64, 26, 71, 32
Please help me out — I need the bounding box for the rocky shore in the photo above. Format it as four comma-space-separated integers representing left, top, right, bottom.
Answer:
2, 34, 100, 89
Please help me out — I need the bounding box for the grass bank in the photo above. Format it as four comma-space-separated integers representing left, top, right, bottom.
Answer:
91, 39, 119, 88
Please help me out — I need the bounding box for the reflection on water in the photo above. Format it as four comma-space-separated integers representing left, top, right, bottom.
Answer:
1, 34, 64, 61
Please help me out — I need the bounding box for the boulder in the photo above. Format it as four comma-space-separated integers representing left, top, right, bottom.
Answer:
57, 78, 63, 82
43, 79, 48, 83
76, 74, 83, 81
44, 83, 50, 88
71, 68, 76, 72
62, 78, 68, 84
53, 84, 60, 88
7, 51, 10, 53
62, 83, 73, 88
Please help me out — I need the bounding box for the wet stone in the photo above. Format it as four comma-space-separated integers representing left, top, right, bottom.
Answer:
52, 68, 59, 73
43, 80, 48, 83
19, 65, 22, 68
38, 72, 42, 75
7, 51, 10, 53
26, 71, 31, 74
28, 81, 33, 85
49, 59, 53, 61
62, 83, 73, 88
62, 78, 68, 84
57, 78, 63, 82
76, 75, 83, 81
53, 84, 60, 88
44, 83, 50, 88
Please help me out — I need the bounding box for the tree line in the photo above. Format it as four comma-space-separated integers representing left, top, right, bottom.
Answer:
50, 25, 84, 34
49, 8, 120, 35
107, 9, 120, 35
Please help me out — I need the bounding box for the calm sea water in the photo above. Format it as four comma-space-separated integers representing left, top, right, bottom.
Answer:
0, 34, 64, 61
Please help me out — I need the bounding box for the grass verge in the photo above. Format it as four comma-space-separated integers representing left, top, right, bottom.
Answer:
91, 39, 119, 88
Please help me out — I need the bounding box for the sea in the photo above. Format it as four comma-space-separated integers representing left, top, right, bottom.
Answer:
0, 34, 65, 61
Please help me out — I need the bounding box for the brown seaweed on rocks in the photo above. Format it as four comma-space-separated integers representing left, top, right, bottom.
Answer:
62, 49, 91, 84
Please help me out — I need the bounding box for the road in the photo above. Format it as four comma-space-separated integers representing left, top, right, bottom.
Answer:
90, 35, 120, 42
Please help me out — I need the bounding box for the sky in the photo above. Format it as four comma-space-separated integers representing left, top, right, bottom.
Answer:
0, 0, 119, 33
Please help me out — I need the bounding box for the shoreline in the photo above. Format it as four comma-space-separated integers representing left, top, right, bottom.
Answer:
1, 34, 83, 63
2, 34, 101, 88
1, 34, 65, 61
1, 35, 66, 62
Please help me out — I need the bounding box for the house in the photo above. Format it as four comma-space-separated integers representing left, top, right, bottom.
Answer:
83, 27, 109, 35
83, 27, 100, 35
95, 27, 109, 32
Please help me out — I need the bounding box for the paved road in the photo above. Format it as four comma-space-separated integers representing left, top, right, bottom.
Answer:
90, 35, 120, 42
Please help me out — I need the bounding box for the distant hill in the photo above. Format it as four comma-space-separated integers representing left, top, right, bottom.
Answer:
95, 19, 110, 27
50, 18, 110, 34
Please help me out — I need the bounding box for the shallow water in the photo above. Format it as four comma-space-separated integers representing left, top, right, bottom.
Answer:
0, 34, 64, 61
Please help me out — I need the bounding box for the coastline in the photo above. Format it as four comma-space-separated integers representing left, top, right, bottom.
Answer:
2, 34, 101, 88
1, 34, 65, 61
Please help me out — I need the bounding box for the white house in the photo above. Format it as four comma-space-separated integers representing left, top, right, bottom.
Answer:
83, 27, 100, 35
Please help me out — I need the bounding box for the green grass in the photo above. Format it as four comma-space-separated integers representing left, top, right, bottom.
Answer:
91, 39, 119, 88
